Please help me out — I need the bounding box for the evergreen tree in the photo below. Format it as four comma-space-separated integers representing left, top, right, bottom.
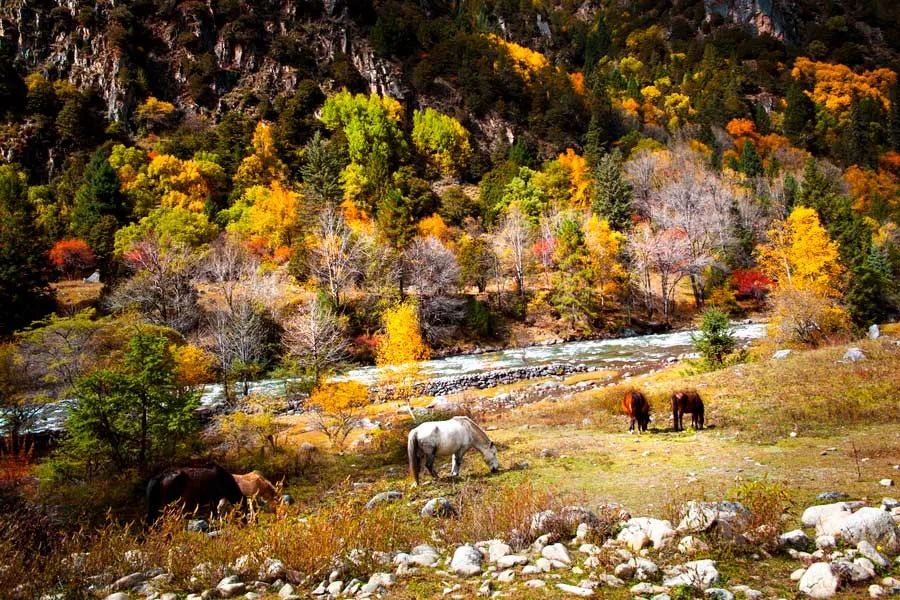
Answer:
70, 149, 128, 238
783, 82, 815, 145
66, 332, 199, 472
590, 150, 633, 231
300, 131, 347, 207
692, 308, 736, 368
552, 217, 596, 330
738, 140, 763, 178
753, 103, 771, 135
0, 166, 55, 335
889, 82, 900, 152
841, 96, 867, 167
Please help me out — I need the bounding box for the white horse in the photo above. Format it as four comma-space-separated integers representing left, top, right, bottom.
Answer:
407, 416, 500, 486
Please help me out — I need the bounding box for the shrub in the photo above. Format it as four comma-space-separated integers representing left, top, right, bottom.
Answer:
49, 239, 95, 279
692, 308, 737, 367
307, 381, 370, 451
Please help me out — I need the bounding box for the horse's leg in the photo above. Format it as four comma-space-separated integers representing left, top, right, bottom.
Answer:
425, 448, 439, 481
451, 451, 465, 477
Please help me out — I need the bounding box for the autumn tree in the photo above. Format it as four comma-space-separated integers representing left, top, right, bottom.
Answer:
403, 236, 462, 342
234, 121, 288, 192
307, 381, 369, 451
628, 222, 692, 322
282, 297, 348, 385
49, 239, 96, 280
412, 107, 472, 178
226, 181, 304, 251
583, 215, 627, 309
457, 233, 496, 293
756, 206, 849, 345
375, 300, 430, 414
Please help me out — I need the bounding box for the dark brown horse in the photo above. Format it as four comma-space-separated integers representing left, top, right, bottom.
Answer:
671, 390, 704, 431
622, 390, 651, 433
146, 465, 244, 525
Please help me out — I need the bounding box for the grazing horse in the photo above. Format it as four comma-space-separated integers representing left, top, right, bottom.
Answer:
407, 416, 500, 486
671, 390, 704, 431
622, 389, 651, 433
146, 465, 244, 525
232, 471, 283, 507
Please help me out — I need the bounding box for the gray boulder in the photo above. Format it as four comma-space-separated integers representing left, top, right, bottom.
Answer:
421, 497, 457, 518
450, 544, 483, 576
837, 507, 900, 555
366, 490, 402, 510
677, 501, 752, 539
799, 563, 840, 598
663, 559, 720, 590
842, 348, 866, 362
772, 349, 792, 360
868, 324, 880, 339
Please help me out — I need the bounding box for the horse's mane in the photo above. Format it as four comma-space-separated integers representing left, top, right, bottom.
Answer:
454, 416, 490, 445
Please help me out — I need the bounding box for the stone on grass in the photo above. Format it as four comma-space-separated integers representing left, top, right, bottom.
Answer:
678, 535, 710, 554
791, 568, 807, 581
677, 501, 752, 540
705, 588, 734, 600
541, 543, 572, 565
326, 580, 343, 596
525, 579, 546, 588
366, 491, 402, 510
496, 555, 528, 569
278, 583, 295, 598
781, 529, 812, 549
110, 572, 144, 592
484, 540, 512, 563
598, 574, 626, 587
881, 479, 895, 488
869, 584, 886, 598
557, 582, 594, 596
259, 558, 286, 582
187, 519, 208, 533
216, 575, 245, 598
837, 507, 900, 554
497, 569, 515, 583
816, 492, 849, 502
630, 582, 668, 595
858, 540, 891, 568
798, 562, 840, 599
662, 559, 719, 590
450, 544, 483, 576
104, 594, 128, 600
815, 535, 836, 551
772, 349, 792, 360
868, 325, 880, 339
421, 497, 457, 517
842, 348, 866, 362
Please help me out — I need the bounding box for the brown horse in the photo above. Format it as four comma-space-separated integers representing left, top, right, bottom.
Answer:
232, 471, 282, 506
622, 390, 651, 433
671, 390, 704, 431
146, 465, 244, 525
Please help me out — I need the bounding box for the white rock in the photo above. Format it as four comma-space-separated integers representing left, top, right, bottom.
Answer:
557, 582, 594, 596
815, 535, 837, 551
104, 594, 128, 600
868, 325, 880, 339
869, 584, 885, 598
525, 579, 546, 588
857, 541, 891, 568
677, 502, 752, 539
535, 557, 553, 572
496, 555, 528, 569
842, 347, 866, 362
326, 580, 343, 596
260, 558, 286, 582
579, 543, 601, 555
802, 502, 859, 528
598, 574, 626, 587
635, 558, 660, 581
497, 569, 515, 583
705, 588, 735, 600
881, 479, 894, 487
542, 543, 572, 565
617, 518, 675, 550
615, 562, 636, 579
278, 583, 295, 598
798, 563, 840, 598
772, 349, 792, 360
838, 507, 900, 554
630, 582, 668, 595
483, 541, 511, 563
791, 568, 807, 581
450, 545, 483, 576
663, 559, 719, 590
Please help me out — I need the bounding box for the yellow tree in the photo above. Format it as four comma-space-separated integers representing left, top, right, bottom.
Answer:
755, 206, 845, 297
556, 149, 591, 208
227, 181, 303, 250
172, 343, 215, 391
234, 121, 288, 190
375, 301, 430, 416
755, 206, 849, 345
417, 213, 452, 243
583, 215, 627, 309
307, 381, 369, 451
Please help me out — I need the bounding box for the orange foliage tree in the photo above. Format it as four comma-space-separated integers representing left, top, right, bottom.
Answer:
307, 381, 370, 451
791, 57, 897, 117
49, 239, 95, 279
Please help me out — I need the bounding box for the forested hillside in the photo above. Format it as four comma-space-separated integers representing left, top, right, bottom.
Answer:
1, 0, 898, 370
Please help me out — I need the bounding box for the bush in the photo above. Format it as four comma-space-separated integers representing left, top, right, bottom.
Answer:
692, 308, 736, 367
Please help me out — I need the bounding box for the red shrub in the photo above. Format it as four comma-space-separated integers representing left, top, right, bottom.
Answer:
732, 268, 772, 299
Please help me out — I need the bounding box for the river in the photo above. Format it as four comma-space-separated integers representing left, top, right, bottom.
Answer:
197, 321, 767, 405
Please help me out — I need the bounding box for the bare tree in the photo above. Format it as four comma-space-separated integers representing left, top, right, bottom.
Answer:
624, 149, 661, 219
493, 204, 533, 299
628, 223, 692, 322
108, 236, 199, 333
202, 233, 259, 311
404, 236, 464, 342
635, 145, 734, 307
0, 344, 47, 454
205, 298, 272, 402
307, 208, 363, 309
282, 298, 348, 385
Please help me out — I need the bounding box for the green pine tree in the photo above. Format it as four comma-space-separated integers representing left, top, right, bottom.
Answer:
590, 150, 633, 231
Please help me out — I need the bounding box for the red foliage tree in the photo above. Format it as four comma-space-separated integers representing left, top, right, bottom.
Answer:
731, 268, 772, 300
49, 239, 95, 280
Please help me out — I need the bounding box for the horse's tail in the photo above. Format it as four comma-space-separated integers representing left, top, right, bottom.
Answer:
146, 475, 162, 525
407, 431, 421, 485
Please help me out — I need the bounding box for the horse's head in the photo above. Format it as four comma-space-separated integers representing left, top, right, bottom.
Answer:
483, 441, 501, 473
